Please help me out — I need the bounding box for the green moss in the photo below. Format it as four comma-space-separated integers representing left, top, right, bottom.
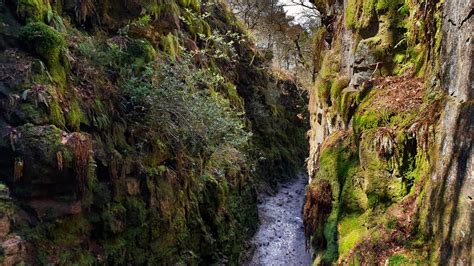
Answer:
16, 103, 49, 124
313, 134, 359, 263
103, 203, 126, 234
312, 27, 327, 72
219, 81, 244, 109
400, 153, 429, 195
50, 215, 90, 246
317, 135, 358, 198
124, 197, 147, 226
330, 76, 349, 108
341, 172, 368, 212
127, 39, 156, 65
353, 109, 386, 135
346, 0, 376, 30
316, 49, 341, 106
161, 33, 181, 59
388, 254, 410, 265
146, 1, 181, 20
49, 98, 65, 128
19, 22, 67, 86
322, 208, 339, 263
375, 0, 402, 12
179, 0, 201, 11
320, 50, 341, 78
102, 237, 127, 262
338, 213, 368, 258
358, 132, 406, 205
15, 0, 53, 23
340, 90, 359, 124
66, 100, 83, 131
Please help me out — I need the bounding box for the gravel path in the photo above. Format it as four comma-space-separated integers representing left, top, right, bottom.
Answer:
246, 176, 312, 266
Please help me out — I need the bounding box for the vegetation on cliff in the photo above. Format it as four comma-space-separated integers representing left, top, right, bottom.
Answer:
0, 0, 307, 264
304, 0, 454, 264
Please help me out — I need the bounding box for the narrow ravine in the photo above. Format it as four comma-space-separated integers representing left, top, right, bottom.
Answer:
247, 175, 311, 265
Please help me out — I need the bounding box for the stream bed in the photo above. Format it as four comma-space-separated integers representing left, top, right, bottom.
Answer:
247, 176, 312, 265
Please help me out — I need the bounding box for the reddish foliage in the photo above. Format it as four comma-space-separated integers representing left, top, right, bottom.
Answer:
303, 179, 332, 250
371, 73, 424, 113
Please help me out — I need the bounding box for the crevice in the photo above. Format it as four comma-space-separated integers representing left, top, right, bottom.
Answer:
459, 8, 474, 28
447, 18, 457, 26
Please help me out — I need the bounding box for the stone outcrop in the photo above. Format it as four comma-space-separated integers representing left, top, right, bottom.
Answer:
305, 0, 472, 264
420, 0, 473, 264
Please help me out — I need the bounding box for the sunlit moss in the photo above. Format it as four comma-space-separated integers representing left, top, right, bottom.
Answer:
338, 213, 368, 258
161, 33, 181, 58
178, 0, 201, 11
19, 22, 67, 86
66, 100, 83, 131
346, 0, 376, 30
49, 97, 65, 128
15, 0, 53, 23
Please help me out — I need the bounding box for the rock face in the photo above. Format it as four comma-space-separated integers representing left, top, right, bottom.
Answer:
305, 0, 472, 264
0, 0, 308, 264
420, 0, 473, 264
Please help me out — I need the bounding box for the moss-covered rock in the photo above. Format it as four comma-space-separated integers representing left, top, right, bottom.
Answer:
19, 22, 67, 86
126, 39, 156, 65
14, 0, 53, 23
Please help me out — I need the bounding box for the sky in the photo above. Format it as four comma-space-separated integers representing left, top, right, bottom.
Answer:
279, 0, 315, 23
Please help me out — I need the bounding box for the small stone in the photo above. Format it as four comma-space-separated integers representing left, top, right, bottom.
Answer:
0, 215, 10, 237
0, 183, 11, 200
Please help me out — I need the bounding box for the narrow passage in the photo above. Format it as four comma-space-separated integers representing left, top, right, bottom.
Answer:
247, 175, 311, 265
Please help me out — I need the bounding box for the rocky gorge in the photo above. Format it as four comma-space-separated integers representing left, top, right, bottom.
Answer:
0, 0, 472, 265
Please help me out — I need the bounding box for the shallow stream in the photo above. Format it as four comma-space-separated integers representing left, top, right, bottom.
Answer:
247, 176, 312, 265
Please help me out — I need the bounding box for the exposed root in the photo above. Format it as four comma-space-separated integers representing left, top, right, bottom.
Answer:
373, 126, 397, 158
303, 179, 332, 250
66, 133, 92, 196
13, 158, 24, 181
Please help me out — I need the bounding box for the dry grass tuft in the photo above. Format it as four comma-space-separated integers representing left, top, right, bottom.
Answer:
371, 73, 424, 113
67, 133, 92, 195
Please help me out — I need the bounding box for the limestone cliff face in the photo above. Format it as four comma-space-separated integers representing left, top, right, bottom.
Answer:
0, 0, 307, 264
420, 0, 473, 264
305, 0, 472, 264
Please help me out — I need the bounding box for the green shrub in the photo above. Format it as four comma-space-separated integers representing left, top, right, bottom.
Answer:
127, 39, 156, 64
122, 56, 250, 157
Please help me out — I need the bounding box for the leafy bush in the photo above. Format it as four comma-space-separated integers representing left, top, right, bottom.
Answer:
121, 56, 250, 156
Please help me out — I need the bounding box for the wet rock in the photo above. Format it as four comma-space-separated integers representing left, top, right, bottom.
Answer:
1, 235, 26, 265
26, 199, 82, 220
0, 184, 10, 200
126, 178, 140, 196
0, 215, 10, 237
422, 0, 474, 264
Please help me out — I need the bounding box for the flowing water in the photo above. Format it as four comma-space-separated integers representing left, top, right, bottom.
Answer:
247, 176, 312, 266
